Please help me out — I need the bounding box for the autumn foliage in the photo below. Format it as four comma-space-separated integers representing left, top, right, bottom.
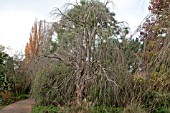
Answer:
25, 20, 45, 62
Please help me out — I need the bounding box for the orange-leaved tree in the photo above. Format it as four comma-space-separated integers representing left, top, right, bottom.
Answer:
25, 20, 45, 62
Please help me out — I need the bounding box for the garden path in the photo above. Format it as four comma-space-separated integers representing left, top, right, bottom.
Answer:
0, 98, 35, 113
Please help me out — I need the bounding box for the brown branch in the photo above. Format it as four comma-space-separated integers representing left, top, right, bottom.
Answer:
44, 54, 64, 61
56, 8, 85, 26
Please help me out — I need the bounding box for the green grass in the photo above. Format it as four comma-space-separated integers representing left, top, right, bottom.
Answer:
31, 105, 60, 113
14, 93, 30, 100
0, 105, 5, 110
31, 105, 123, 113
155, 107, 170, 113
92, 106, 123, 113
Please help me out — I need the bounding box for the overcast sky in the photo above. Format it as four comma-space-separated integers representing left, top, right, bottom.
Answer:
0, 0, 149, 54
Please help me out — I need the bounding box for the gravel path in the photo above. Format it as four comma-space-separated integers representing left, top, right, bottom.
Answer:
0, 98, 35, 113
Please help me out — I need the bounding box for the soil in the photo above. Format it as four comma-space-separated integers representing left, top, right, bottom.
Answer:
0, 98, 35, 113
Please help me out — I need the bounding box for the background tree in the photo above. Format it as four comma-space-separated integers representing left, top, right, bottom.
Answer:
132, 0, 170, 111
138, 0, 170, 73
0, 45, 16, 83
24, 19, 53, 85
25, 20, 47, 62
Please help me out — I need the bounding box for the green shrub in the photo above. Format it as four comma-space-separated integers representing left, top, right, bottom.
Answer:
31, 105, 60, 113
155, 108, 170, 113
122, 104, 147, 113
92, 106, 123, 113
31, 105, 123, 113
15, 94, 30, 100
33, 63, 75, 105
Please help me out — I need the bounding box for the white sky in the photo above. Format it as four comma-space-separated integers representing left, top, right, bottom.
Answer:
0, 0, 149, 54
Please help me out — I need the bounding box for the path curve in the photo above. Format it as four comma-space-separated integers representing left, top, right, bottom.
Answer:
0, 98, 35, 113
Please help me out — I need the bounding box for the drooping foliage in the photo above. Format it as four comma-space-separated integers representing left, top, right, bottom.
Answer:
33, 0, 138, 107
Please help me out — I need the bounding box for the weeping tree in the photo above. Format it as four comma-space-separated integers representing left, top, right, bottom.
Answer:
33, 0, 156, 109
51, 0, 130, 105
